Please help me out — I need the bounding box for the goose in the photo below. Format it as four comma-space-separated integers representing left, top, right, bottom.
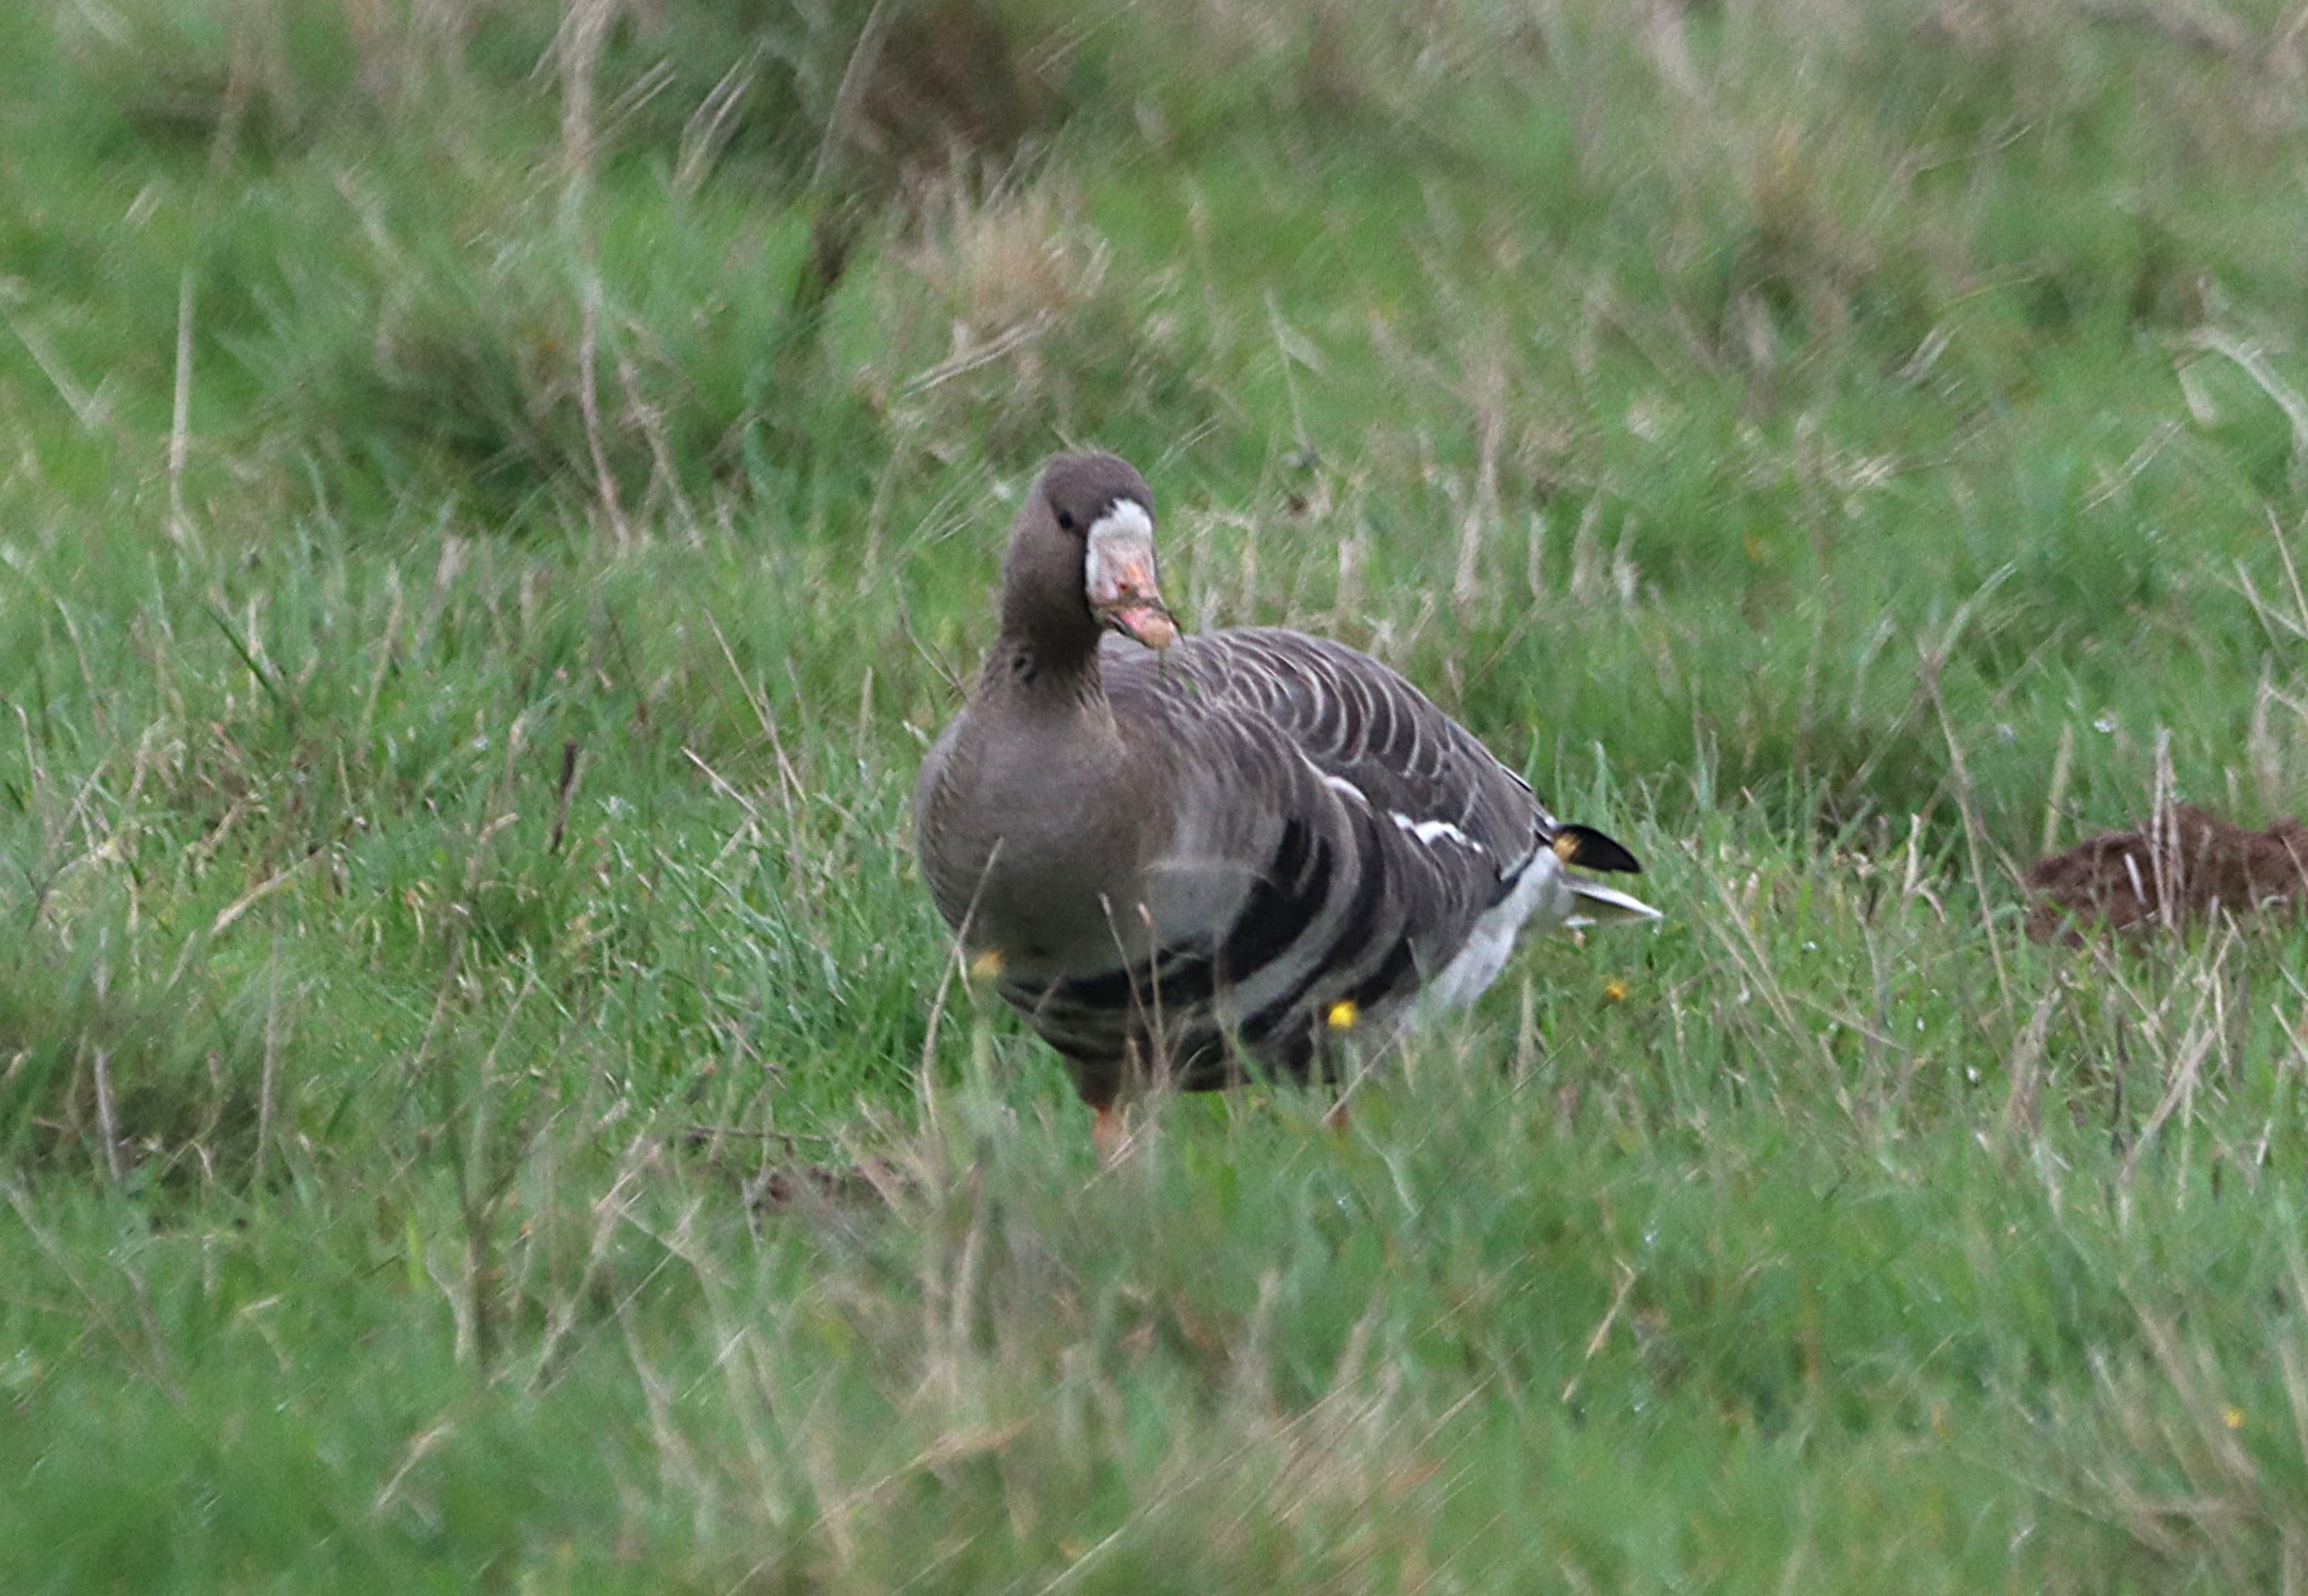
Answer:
914, 451, 1659, 1150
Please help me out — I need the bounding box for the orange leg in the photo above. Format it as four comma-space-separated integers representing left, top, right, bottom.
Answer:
1092, 1103, 1129, 1160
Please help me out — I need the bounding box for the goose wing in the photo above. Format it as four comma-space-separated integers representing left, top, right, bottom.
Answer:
1093, 629, 1549, 1047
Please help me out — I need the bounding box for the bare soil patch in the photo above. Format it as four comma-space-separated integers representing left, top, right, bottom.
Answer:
2025, 804, 2308, 940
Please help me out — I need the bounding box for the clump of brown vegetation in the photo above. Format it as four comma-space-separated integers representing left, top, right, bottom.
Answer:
2025, 804, 2308, 941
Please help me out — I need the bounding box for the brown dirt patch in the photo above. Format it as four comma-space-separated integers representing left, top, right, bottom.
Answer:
2024, 804, 2308, 941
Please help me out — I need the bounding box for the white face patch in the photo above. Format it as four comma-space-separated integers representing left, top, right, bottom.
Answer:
1083, 500, 1156, 595
1081, 497, 1175, 648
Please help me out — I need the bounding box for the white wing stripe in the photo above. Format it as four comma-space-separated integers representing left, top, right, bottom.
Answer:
1392, 812, 1487, 853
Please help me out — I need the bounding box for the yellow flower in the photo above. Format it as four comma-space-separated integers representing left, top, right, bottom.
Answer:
1327, 999, 1360, 1031
968, 948, 1004, 982
2223, 1405, 2246, 1431
1602, 980, 1629, 1003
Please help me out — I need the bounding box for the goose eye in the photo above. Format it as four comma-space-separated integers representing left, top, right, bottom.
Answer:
1055, 509, 1079, 533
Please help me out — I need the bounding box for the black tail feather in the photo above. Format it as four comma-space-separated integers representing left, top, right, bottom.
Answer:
1551, 823, 1642, 874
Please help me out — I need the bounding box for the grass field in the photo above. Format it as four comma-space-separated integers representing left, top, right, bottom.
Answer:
9, 0, 2308, 1587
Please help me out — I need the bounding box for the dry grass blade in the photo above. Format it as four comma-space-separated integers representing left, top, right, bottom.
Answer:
1706, 873, 1847, 1108
917, 839, 1002, 1134
5, 1180, 184, 1407
674, 51, 758, 196
2121, 926, 2237, 1188
810, 0, 897, 193
209, 854, 315, 939
2194, 330, 2308, 491
168, 268, 194, 546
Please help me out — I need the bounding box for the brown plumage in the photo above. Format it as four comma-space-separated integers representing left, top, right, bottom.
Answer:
913, 451, 1659, 1144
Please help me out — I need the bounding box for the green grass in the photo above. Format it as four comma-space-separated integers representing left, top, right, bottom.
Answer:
9, 0, 2308, 1587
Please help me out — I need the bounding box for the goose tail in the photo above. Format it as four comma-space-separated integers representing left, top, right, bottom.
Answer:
1565, 877, 1663, 928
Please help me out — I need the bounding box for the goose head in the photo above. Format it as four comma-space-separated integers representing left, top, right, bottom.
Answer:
1000, 451, 1177, 656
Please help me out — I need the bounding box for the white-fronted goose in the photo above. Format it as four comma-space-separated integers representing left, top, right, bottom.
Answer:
914, 451, 1659, 1147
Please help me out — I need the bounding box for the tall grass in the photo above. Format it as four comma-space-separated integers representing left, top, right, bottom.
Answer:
8, 0, 2308, 1587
